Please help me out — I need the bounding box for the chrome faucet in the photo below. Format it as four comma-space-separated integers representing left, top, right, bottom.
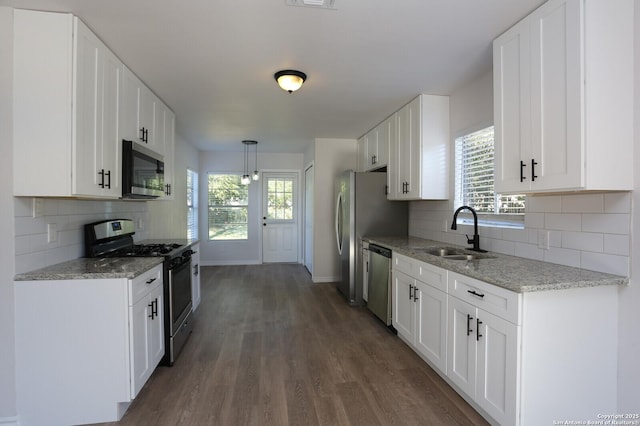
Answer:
451, 206, 486, 252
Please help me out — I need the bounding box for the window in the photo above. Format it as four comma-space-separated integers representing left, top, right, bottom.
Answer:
207, 174, 249, 240
454, 126, 525, 227
186, 169, 199, 240
265, 176, 295, 220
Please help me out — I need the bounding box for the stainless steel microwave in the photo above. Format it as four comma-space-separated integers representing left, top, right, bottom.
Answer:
122, 139, 165, 198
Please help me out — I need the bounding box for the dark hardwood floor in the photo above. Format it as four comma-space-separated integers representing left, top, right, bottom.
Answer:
100, 264, 488, 425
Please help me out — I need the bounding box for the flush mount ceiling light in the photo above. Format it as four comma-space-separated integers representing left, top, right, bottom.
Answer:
286, 0, 337, 10
241, 140, 259, 185
274, 70, 307, 93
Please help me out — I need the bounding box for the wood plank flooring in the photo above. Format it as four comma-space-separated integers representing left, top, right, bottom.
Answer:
98, 264, 488, 425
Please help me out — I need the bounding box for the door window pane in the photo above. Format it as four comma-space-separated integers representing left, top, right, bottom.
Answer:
266, 177, 294, 221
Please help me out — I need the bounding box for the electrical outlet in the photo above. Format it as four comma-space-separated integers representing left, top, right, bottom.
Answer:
47, 223, 58, 243
537, 230, 550, 250
443, 219, 448, 232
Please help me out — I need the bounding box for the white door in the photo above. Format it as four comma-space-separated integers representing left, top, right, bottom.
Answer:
304, 165, 314, 273
262, 173, 298, 263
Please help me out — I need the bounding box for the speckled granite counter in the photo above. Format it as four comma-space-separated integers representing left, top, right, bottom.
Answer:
365, 236, 627, 293
14, 257, 164, 281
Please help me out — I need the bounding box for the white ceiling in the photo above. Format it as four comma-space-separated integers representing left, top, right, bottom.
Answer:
1, 0, 545, 153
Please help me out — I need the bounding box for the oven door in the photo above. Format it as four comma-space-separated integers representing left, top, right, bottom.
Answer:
168, 258, 192, 335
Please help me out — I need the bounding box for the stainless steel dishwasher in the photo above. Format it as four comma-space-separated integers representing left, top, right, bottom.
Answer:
367, 244, 392, 326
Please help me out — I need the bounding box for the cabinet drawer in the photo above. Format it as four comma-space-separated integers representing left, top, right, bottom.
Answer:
393, 253, 418, 276
448, 272, 520, 324
129, 264, 163, 306
417, 261, 447, 293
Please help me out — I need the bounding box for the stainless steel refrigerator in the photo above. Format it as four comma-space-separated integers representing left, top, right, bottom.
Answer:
334, 170, 408, 306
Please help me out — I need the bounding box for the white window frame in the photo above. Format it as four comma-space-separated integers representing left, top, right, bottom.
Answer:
186, 169, 199, 240
454, 125, 525, 229
207, 173, 250, 241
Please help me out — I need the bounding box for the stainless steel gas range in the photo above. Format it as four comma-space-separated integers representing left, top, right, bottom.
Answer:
84, 219, 195, 366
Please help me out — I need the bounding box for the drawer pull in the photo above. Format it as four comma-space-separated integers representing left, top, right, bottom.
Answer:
467, 289, 485, 298
146, 277, 157, 285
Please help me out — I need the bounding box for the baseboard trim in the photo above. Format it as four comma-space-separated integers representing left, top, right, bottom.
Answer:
311, 276, 339, 283
0, 416, 19, 426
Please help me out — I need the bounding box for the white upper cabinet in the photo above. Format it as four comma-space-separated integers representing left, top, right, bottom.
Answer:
13, 10, 123, 198
359, 120, 389, 172
494, 0, 633, 193
122, 67, 166, 156
388, 95, 449, 200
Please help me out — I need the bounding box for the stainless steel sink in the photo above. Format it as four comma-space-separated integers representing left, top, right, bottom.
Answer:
414, 246, 495, 261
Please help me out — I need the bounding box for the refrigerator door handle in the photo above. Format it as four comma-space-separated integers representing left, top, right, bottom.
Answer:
335, 192, 343, 255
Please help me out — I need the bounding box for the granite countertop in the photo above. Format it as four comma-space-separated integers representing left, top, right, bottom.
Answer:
14, 257, 165, 281
365, 236, 628, 293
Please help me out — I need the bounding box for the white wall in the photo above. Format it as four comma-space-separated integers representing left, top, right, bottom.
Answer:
617, 1, 640, 411
0, 6, 17, 421
146, 132, 199, 239
198, 151, 304, 265
309, 138, 357, 282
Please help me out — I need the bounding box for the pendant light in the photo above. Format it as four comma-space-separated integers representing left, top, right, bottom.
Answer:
274, 70, 307, 93
241, 140, 258, 184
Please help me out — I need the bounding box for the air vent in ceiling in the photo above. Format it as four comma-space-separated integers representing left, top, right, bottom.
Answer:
286, 0, 337, 10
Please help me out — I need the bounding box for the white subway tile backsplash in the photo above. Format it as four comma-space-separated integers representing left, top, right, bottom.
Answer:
543, 247, 581, 268
14, 198, 150, 274
524, 212, 545, 229
526, 195, 561, 213
582, 214, 630, 235
604, 192, 631, 213
581, 251, 629, 276
545, 213, 582, 231
409, 192, 631, 278
604, 234, 630, 256
514, 242, 544, 261
561, 194, 604, 213
562, 231, 603, 252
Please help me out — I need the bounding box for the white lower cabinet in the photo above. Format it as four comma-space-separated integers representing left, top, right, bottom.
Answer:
447, 294, 517, 425
14, 264, 165, 425
390, 253, 618, 425
392, 254, 447, 372
129, 265, 164, 398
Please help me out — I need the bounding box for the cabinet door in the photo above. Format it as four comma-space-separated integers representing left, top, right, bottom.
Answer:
161, 107, 175, 199
529, 0, 582, 191
414, 281, 447, 372
73, 19, 101, 197
493, 16, 531, 193
392, 271, 416, 343
396, 97, 421, 199
100, 46, 123, 198
148, 285, 165, 368
130, 296, 151, 398
446, 296, 476, 398
376, 117, 390, 169
121, 67, 141, 143
387, 112, 400, 200
476, 310, 518, 426
356, 137, 367, 172
138, 85, 157, 150
364, 128, 379, 171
